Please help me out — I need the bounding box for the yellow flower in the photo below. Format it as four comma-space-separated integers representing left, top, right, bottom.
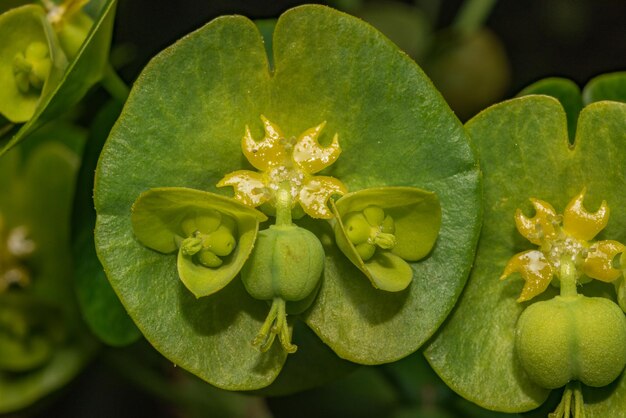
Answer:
218, 116, 347, 219
501, 189, 625, 302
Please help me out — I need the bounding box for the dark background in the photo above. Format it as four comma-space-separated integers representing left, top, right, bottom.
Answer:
114, 0, 626, 100
14, 1, 626, 417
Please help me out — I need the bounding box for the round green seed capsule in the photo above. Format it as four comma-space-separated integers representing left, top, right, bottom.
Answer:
196, 249, 222, 268
205, 225, 236, 257
196, 212, 222, 233
363, 206, 385, 226
515, 294, 626, 389
355, 242, 376, 261
342, 206, 398, 262
344, 212, 371, 245
241, 224, 324, 302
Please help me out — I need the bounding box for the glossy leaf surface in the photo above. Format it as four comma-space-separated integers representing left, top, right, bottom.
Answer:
425, 96, 626, 415
95, 5, 480, 388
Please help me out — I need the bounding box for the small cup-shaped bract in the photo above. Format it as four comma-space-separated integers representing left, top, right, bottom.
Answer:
131, 187, 267, 298
515, 294, 626, 389
0, 5, 67, 123
333, 187, 441, 292
242, 224, 325, 306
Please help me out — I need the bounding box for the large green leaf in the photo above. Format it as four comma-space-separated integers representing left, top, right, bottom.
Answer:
424, 96, 626, 415
0, 0, 117, 155
95, 5, 480, 389
517, 77, 582, 141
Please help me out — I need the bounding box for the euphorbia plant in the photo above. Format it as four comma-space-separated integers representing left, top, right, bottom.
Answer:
425, 83, 626, 417
94, 5, 481, 390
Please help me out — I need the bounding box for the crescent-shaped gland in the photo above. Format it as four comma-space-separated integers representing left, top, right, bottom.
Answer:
563, 189, 609, 241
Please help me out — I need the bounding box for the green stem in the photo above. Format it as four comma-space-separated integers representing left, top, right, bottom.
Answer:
573, 381, 585, 418
559, 257, 578, 298
253, 299, 279, 349
101, 63, 130, 103
452, 0, 498, 34
274, 186, 293, 227
252, 297, 297, 353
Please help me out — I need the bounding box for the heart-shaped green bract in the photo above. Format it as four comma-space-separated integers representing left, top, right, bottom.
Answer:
582, 72, 626, 105
332, 187, 441, 292
424, 96, 626, 415
0, 0, 117, 156
94, 5, 480, 389
0, 139, 96, 413
517, 74, 626, 144
517, 77, 582, 141
132, 187, 267, 298
73, 100, 140, 346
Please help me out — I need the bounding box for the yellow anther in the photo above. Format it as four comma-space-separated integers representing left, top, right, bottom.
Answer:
563, 188, 609, 241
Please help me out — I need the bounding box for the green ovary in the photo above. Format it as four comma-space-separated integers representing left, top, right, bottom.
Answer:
515, 294, 626, 389
13, 42, 51, 94
344, 205, 396, 261
241, 224, 325, 353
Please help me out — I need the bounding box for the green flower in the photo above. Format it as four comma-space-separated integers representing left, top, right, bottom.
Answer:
95, 5, 479, 390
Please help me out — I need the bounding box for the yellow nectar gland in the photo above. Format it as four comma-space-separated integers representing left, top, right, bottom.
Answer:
501, 189, 625, 302
218, 116, 347, 219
